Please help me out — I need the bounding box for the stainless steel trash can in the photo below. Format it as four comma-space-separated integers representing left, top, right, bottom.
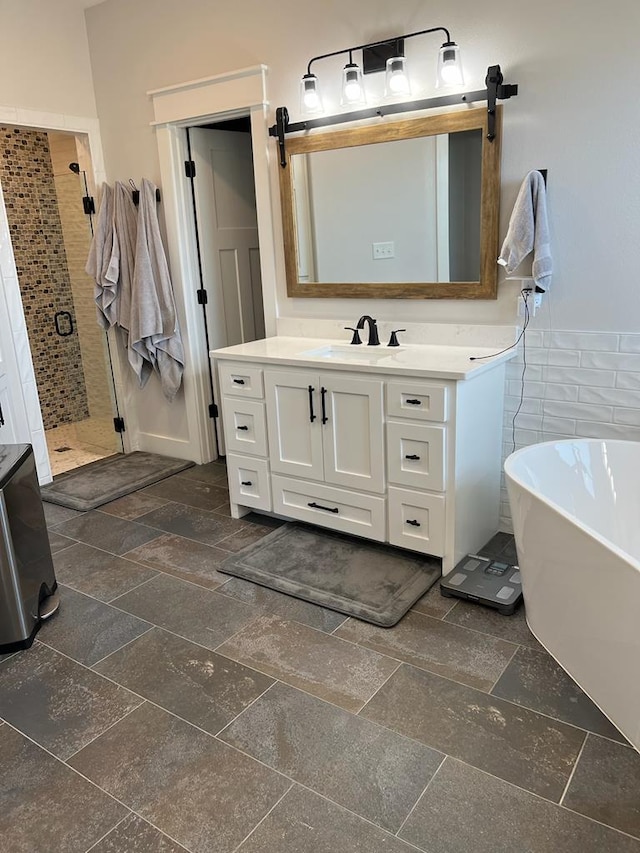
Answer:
0, 444, 58, 653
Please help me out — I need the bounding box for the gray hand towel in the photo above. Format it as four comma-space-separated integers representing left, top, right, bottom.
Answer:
129, 179, 184, 401
498, 170, 552, 290
86, 183, 119, 328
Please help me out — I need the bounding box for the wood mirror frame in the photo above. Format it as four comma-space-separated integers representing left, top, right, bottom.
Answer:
279, 105, 502, 299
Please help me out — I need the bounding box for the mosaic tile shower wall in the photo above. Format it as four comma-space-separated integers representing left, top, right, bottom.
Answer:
0, 125, 89, 430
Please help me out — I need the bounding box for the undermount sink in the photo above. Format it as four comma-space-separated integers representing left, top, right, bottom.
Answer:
300, 344, 404, 361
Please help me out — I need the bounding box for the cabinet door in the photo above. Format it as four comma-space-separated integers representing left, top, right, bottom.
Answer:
322, 374, 385, 494
265, 369, 324, 481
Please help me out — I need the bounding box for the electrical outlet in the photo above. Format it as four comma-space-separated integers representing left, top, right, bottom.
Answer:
372, 241, 395, 259
517, 291, 544, 318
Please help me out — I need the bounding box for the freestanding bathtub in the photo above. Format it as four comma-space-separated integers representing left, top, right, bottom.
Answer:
505, 439, 640, 752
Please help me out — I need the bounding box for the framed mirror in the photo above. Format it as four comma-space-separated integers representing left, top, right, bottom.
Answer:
279, 105, 501, 299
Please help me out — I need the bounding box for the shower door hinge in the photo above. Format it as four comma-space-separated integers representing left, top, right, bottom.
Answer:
196, 289, 208, 305
113, 417, 126, 434
184, 160, 196, 178
82, 195, 96, 215
208, 403, 218, 418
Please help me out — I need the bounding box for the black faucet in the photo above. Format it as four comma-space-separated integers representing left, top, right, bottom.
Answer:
356, 315, 380, 346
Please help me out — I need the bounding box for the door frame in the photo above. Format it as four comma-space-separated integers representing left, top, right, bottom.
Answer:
0, 107, 129, 484
149, 65, 277, 464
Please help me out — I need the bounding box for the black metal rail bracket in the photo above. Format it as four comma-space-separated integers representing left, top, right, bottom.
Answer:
269, 64, 519, 167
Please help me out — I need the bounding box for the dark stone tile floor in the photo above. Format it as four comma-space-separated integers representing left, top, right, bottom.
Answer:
0, 459, 638, 853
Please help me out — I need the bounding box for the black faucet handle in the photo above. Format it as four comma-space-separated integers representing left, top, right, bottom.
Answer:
344, 327, 362, 345
388, 329, 406, 347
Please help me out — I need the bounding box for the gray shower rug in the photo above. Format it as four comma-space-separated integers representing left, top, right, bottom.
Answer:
41, 451, 194, 511
219, 523, 441, 627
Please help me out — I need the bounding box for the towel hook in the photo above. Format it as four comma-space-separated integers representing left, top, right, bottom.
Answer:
129, 179, 140, 205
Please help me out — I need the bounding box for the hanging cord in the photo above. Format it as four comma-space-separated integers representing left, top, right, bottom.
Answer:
469, 287, 532, 361
511, 289, 531, 452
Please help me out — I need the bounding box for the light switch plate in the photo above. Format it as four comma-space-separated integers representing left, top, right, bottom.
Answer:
372, 241, 395, 259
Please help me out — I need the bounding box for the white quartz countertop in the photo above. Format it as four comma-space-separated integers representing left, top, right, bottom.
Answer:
210, 336, 515, 381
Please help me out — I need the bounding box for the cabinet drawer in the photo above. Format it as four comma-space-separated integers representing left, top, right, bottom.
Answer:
226, 453, 271, 511
388, 487, 445, 557
386, 381, 448, 422
272, 474, 386, 542
222, 399, 268, 457
387, 422, 446, 491
219, 363, 264, 399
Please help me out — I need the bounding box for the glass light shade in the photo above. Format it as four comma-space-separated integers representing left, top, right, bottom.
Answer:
437, 42, 464, 87
341, 62, 365, 106
385, 56, 411, 97
300, 73, 323, 115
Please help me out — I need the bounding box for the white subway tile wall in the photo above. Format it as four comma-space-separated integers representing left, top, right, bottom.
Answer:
501, 330, 640, 530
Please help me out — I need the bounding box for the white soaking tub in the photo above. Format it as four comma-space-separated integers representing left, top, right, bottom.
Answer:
505, 439, 640, 751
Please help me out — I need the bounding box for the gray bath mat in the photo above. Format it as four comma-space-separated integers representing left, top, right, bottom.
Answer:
219, 523, 441, 627
41, 451, 194, 511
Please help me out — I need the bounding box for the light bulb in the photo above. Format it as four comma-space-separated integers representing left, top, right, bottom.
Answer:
300, 73, 323, 115
385, 56, 411, 98
436, 42, 464, 87
341, 62, 365, 106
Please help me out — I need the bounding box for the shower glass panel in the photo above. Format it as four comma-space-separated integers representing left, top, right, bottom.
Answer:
0, 125, 123, 476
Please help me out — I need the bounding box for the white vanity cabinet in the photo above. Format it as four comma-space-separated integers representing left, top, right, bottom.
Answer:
214, 338, 508, 574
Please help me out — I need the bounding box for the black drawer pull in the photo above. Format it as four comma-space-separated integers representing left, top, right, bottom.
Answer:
308, 385, 316, 422
406, 398, 422, 406
241, 480, 252, 486
308, 501, 339, 514
237, 425, 249, 431
405, 454, 421, 460
321, 387, 328, 424
233, 378, 246, 385
406, 519, 421, 527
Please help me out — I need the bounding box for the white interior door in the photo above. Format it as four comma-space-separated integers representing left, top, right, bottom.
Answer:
190, 127, 265, 350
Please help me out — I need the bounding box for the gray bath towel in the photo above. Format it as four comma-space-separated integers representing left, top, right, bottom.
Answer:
86, 183, 119, 328
498, 170, 552, 290
112, 181, 141, 371
129, 179, 184, 400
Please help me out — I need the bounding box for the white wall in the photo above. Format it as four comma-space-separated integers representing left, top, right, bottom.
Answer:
0, 0, 97, 118
84, 0, 640, 334
0, 0, 99, 480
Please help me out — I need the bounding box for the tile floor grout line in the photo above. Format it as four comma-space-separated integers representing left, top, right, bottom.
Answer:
104, 572, 161, 603
354, 660, 402, 715
230, 782, 295, 853
213, 680, 279, 739
290, 780, 431, 853
558, 731, 590, 806
487, 641, 520, 693
0, 717, 194, 853
395, 754, 448, 838
83, 625, 156, 669
63, 700, 146, 763
81, 812, 132, 853
328, 614, 350, 635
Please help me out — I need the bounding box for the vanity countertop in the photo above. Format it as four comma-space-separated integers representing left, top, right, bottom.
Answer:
210, 336, 515, 381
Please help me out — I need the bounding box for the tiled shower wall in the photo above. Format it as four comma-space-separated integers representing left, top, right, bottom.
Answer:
0, 125, 88, 430
500, 328, 640, 529
48, 132, 114, 423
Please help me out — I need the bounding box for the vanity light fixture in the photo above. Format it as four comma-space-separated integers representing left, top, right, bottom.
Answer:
299, 26, 464, 118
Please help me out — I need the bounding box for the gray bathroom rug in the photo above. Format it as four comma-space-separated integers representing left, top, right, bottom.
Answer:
41, 451, 194, 511
219, 522, 441, 627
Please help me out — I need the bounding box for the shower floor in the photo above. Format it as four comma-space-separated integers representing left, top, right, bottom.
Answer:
45, 418, 120, 476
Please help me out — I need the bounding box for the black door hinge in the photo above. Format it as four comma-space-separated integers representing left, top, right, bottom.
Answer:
184, 160, 196, 178
197, 289, 208, 305
208, 403, 218, 418
82, 196, 96, 215
113, 417, 126, 434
